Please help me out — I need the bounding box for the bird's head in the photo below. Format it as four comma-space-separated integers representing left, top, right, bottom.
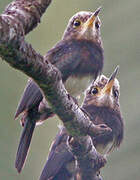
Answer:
83, 66, 120, 112
63, 7, 102, 45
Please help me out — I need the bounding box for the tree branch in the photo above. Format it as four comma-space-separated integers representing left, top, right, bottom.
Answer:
0, 1, 110, 179
4, 0, 52, 35
68, 136, 106, 180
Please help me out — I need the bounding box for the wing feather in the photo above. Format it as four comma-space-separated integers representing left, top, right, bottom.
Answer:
40, 127, 74, 180
15, 79, 43, 118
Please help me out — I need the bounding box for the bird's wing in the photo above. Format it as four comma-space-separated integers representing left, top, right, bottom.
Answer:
40, 127, 74, 180
15, 40, 80, 119
15, 79, 43, 118
45, 40, 81, 81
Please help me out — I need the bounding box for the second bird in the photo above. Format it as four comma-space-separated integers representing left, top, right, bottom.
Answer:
15, 7, 104, 173
40, 67, 124, 180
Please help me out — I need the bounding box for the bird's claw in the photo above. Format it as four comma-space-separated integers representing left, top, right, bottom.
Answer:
95, 123, 112, 135
94, 153, 107, 170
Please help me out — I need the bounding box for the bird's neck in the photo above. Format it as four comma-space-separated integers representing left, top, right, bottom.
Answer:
67, 37, 103, 51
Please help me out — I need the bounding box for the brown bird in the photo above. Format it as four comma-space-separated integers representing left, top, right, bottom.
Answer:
15, 8, 104, 173
40, 67, 124, 180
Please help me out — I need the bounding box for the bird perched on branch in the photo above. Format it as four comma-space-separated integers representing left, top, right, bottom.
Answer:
40, 67, 124, 180
15, 7, 104, 173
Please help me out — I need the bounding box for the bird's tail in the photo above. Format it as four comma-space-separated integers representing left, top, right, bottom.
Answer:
15, 117, 36, 173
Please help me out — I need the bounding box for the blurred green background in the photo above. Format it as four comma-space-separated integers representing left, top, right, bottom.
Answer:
0, 0, 139, 179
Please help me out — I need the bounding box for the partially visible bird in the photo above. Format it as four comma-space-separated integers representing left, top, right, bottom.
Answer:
40, 67, 124, 180
15, 7, 104, 173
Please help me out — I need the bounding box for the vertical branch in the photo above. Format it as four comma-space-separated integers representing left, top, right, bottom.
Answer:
68, 136, 106, 180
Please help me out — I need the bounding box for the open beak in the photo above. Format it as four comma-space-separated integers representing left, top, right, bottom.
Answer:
102, 66, 119, 95
84, 7, 101, 29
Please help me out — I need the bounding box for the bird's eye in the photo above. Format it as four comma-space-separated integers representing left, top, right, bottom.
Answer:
113, 89, 119, 98
73, 19, 81, 27
91, 87, 99, 95
95, 21, 100, 29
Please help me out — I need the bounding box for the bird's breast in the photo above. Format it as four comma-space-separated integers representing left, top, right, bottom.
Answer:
65, 74, 93, 97
91, 115, 116, 155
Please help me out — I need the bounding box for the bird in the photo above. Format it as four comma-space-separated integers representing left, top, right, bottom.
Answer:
39, 67, 124, 180
14, 7, 104, 173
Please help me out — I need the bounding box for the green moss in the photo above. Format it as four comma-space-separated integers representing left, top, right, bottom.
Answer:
64, 120, 85, 137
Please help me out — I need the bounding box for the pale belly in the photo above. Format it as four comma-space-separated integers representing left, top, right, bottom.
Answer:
65, 75, 94, 97
37, 75, 94, 124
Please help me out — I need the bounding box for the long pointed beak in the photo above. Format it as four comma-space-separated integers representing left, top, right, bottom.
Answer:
102, 66, 119, 94
84, 7, 101, 28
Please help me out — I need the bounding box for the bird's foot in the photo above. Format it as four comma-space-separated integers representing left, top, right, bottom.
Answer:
94, 153, 107, 170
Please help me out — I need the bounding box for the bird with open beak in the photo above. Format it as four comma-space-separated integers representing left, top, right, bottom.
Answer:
15, 7, 104, 173
40, 67, 124, 180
